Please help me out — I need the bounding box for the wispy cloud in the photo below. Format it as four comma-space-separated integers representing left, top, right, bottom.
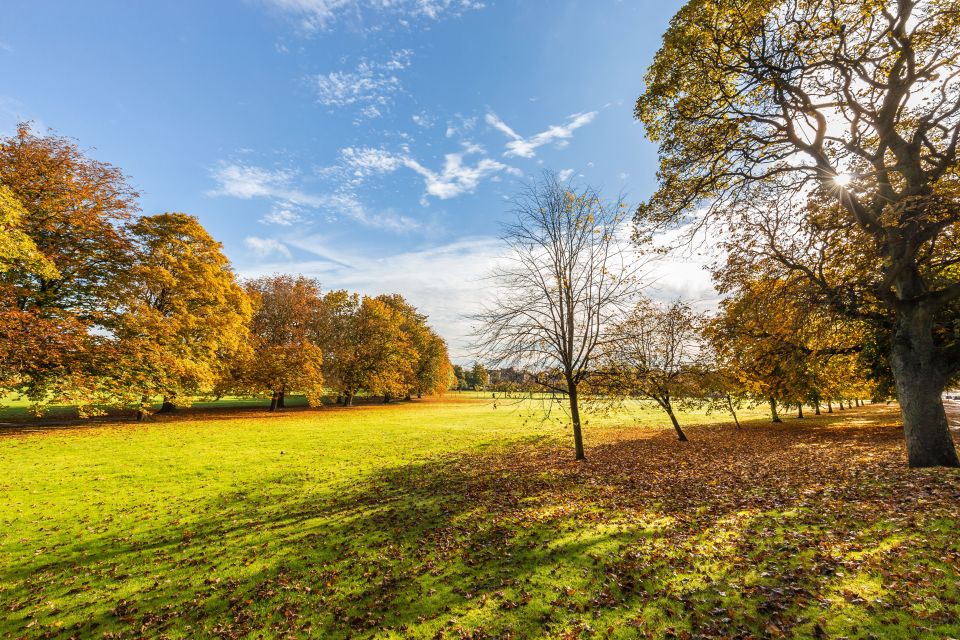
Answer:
340, 144, 520, 201
260, 204, 304, 226
262, 0, 484, 32
244, 236, 292, 259
485, 111, 598, 158
311, 49, 412, 118
210, 161, 418, 233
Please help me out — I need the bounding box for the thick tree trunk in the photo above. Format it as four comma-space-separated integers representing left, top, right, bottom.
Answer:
827, 399, 833, 413
383, 393, 391, 403
269, 391, 278, 412
769, 397, 782, 423
664, 403, 688, 442
336, 394, 343, 405
889, 304, 959, 468
344, 393, 354, 407
797, 404, 804, 419
839, 400, 845, 410
568, 380, 585, 461
725, 394, 741, 429
277, 389, 285, 409
157, 397, 174, 414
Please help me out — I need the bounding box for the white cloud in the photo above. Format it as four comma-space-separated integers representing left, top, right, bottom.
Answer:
557, 168, 574, 182
210, 164, 295, 199
262, 0, 484, 31
445, 113, 477, 138
340, 144, 519, 200
485, 111, 598, 158
210, 161, 418, 233
411, 112, 434, 128
340, 146, 403, 176
404, 152, 518, 200
311, 50, 412, 117
261, 205, 303, 226
245, 236, 292, 260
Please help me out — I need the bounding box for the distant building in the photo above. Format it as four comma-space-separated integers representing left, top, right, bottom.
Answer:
489, 367, 534, 386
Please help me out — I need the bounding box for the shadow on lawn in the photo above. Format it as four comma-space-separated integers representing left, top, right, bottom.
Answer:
7, 406, 960, 639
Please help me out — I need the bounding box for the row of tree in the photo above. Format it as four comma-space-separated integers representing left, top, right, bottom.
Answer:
0, 124, 452, 417
476, 0, 960, 469
474, 166, 955, 467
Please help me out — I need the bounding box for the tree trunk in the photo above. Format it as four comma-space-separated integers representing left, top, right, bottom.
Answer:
797, 404, 804, 419
725, 394, 741, 429
344, 393, 354, 407
769, 397, 782, 423
136, 395, 150, 421
664, 403, 688, 442
158, 397, 174, 414
277, 389, 285, 409
383, 393, 391, 403
889, 304, 959, 468
568, 380, 585, 460
269, 391, 278, 412
827, 399, 833, 413
404, 393, 412, 401
336, 394, 343, 405
839, 400, 845, 410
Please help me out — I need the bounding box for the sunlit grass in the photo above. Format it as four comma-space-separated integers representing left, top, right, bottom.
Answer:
1, 396, 957, 638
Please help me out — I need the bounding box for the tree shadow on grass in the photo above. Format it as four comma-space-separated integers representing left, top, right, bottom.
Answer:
5, 408, 960, 639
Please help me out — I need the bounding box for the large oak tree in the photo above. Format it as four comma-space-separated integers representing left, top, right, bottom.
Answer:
636, 0, 960, 466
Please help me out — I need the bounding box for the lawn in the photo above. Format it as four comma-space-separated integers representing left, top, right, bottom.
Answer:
1, 396, 958, 639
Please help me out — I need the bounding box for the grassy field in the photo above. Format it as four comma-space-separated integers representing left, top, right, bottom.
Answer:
1, 396, 958, 639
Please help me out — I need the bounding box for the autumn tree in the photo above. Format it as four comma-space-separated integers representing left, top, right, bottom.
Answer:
231, 275, 325, 410
636, 0, 960, 466
117, 213, 252, 417
413, 331, 452, 397
0, 124, 137, 411
319, 292, 415, 406
604, 298, 709, 441
706, 277, 872, 423
0, 186, 56, 277
374, 294, 451, 400
474, 172, 643, 460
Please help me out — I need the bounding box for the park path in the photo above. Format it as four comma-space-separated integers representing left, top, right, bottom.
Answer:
947, 399, 960, 430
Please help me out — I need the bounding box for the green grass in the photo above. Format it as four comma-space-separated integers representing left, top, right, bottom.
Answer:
1, 396, 957, 638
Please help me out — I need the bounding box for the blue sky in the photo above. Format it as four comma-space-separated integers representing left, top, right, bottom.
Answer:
1, 0, 710, 359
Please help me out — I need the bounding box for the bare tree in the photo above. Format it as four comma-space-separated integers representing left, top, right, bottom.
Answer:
604, 298, 709, 441
473, 172, 643, 460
